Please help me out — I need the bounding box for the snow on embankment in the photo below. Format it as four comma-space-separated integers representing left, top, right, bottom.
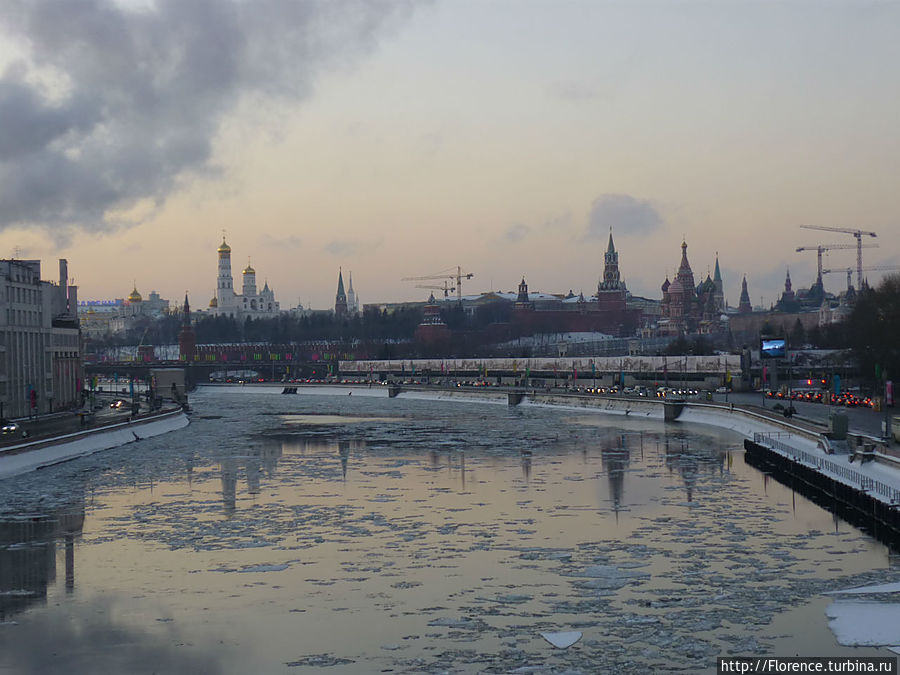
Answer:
0, 409, 189, 480
677, 404, 824, 451
522, 393, 664, 419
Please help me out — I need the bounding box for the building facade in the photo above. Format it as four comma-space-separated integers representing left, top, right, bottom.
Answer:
0, 259, 81, 418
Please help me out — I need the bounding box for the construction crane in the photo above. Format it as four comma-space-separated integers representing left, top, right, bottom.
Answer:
416, 281, 455, 298
402, 266, 474, 300
796, 243, 878, 284
822, 265, 900, 292
799, 226, 878, 290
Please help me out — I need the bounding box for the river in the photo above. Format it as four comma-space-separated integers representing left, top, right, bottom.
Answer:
0, 385, 897, 674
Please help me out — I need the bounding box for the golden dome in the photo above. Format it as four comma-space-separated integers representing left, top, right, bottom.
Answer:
217, 237, 231, 254
127, 286, 142, 303
242, 258, 255, 275
209, 296, 218, 308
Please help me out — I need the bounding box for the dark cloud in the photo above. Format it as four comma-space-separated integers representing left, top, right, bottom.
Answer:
0, 0, 417, 233
586, 194, 663, 239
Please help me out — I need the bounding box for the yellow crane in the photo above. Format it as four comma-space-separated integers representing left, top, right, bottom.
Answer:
796, 243, 878, 284
799, 225, 878, 290
402, 266, 474, 300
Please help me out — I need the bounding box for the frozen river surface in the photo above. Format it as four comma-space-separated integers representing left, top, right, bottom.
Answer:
0, 386, 897, 674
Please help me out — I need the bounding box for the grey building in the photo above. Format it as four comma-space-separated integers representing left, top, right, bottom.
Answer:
0, 259, 80, 419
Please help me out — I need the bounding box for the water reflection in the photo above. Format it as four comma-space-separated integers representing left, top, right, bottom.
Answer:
218, 443, 283, 516
601, 435, 630, 514
744, 449, 900, 551
520, 448, 532, 482
0, 501, 84, 622
0, 597, 226, 674
663, 435, 729, 503
338, 440, 350, 481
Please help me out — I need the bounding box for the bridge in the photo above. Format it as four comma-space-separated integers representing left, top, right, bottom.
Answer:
85, 350, 745, 390
340, 355, 744, 391
84, 343, 353, 385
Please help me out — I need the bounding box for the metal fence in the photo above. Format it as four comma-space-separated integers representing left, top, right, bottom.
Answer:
753, 432, 900, 505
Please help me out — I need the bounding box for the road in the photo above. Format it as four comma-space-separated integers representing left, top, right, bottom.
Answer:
0, 395, 136, 450
712, 391, 897, 442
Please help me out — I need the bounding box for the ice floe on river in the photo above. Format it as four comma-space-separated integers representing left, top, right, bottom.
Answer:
0, 388, 897, 674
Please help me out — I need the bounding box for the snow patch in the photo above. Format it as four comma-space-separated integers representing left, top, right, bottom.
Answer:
826, 601, 900, 646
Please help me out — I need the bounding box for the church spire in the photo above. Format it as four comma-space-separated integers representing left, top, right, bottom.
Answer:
712, 252, 725, 312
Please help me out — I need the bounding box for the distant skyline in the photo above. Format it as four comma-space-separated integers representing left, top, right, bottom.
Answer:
1, 1, 898, 311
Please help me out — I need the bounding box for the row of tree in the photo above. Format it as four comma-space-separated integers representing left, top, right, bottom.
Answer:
816, 274, 900, 386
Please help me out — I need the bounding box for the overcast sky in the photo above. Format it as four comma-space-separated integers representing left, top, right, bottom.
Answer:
1, 0, 897, 311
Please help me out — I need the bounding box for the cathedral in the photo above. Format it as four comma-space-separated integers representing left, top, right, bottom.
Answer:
659, 241, 725, 335
209, 237, 280, 318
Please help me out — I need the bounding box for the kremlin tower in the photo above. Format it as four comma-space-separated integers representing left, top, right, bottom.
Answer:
178, 293, 196, 362
738, 276, 752, 314
334, 269, 348, 316
596, 229, 627, 311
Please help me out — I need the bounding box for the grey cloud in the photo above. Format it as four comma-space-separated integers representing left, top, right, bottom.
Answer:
324, 237, 382, 257
0, 0, 417, 233
587, 194, 663, 239
502, 211, 571, 244
541, 211, 572, 230
259, 234, 303, 250
503, 223, 531, 243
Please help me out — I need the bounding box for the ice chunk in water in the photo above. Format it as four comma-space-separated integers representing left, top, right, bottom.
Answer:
825, 581, 900, 595
540, 631, 582, 648
826, 601, 900, 646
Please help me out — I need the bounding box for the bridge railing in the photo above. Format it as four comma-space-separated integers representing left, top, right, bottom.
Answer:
753, 432, 900, 505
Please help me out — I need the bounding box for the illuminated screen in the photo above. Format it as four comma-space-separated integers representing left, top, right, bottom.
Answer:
760, 338, 786, 359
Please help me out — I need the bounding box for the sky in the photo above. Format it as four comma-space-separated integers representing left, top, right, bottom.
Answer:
1, 0, 898, 311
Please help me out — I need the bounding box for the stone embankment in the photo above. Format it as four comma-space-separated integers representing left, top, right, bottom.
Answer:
0, 407, 189, 479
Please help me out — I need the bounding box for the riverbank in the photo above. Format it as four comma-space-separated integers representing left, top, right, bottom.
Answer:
0, 407, 190, 480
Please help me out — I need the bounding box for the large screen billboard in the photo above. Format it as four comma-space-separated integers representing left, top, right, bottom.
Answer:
760, 338, 786, 359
